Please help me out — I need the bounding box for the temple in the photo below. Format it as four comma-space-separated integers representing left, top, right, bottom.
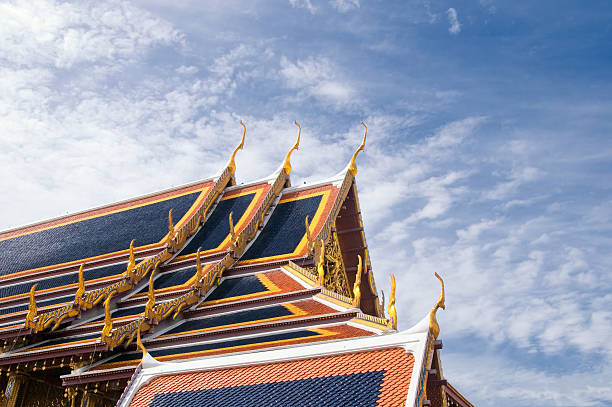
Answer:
0, 122, 473, 407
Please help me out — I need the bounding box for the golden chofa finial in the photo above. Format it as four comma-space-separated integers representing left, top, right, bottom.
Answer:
144, 268, 157, 320
352, 254, 362, 308
136, 324, 147, 360
283, 121, 301, 175
228, 212, 236, 251
101, 293, 114, 341
166, 209, 175, 246
228, 121, 246, 174
429, 272, 446, 339
388, 274, 397, 330
127, 239, 136, 273
25, 283, 38, 329
74, 264, 85, 306
348, 121, 367, 177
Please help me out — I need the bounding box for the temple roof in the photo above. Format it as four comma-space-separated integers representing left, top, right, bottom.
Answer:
0, 124, 470, 407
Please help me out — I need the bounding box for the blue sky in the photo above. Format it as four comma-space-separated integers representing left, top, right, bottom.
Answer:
1, 1, 611, 405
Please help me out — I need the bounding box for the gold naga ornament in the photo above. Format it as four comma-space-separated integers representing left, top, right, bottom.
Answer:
101, 293, 114, 342
282, 121, 301, 175
348, 121, 367, 177
74, 264, 86, 307
25, 283, 38, 329
126, 239, 136, 274
388, 274, 397, 330
429, 272, 445, 339
136, 324, 147, 360
227, 121, 246, 174
166, 209, 175, 246
352, 254, 362, 307
144, 268, 158, 320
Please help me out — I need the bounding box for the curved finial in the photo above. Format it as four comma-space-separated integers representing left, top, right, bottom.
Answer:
283, 121, 301, 175
352, 254, 362, 307
429, 272, 446, 339
167, 209, 175, 243
25, 283, 38, 329
101, 293, 114, 340
388, 274, 397, 330
348, 121, 367, 177
228, 121, 246, 173
136, 324, 147, 360
144, 268, 157, 320
74, 264, 85, 306
127, 239, 136, 273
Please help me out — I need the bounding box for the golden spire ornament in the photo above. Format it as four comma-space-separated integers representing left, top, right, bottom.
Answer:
167, 209, 175, 240
74, 264, 85, 306
126, 239, 136, 273
25, 283, 38, 329
144, 269, 157, 320
228, 212, 236, 251
352, 254, 362, 308
195, 248, 203, 286
348, 121, 367, 176
101, 293, 114, 341
228, 121, 246, 174
282, 121, 301, 175
388, 274, 397, 330
429, 272, 446, 339
136, 324, 147, 360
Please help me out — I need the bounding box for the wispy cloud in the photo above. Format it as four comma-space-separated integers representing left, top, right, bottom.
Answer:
279, 56, 357, 107
330, 0, 360, 13
289, 0, 317, 14
446, 8, 462, 35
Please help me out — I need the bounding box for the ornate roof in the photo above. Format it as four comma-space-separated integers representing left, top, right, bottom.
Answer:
0, 123, 470, 407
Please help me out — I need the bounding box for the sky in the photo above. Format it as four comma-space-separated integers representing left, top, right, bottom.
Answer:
0, 0, 611, 405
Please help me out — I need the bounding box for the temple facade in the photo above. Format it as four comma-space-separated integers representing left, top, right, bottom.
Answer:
0, 123, 472, 407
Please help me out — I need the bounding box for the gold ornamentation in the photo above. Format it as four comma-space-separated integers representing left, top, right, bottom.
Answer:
305, 216, 314, 253
388, 274, 397, 330
352, 254, 362, 307
316, 239, 325, 286
101, 293, 114, 344
127, 239, 136, 273
309, 233, 351, 297
348, 121, 367, 177
136, 324, 147, 360
144, 268, 158, 320
25, 283, 38, 330
74, 264, 86, 307
228, 121, 246, 174
229, 212, 236, 251
429, 272, 445, 339
166, 209, 175, 246
283, 121, 301, 175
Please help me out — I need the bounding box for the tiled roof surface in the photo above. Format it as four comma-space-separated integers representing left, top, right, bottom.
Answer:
180, 192, 256, 255
0, 190, 202, 276
129, 347, 414, 407
241, 195, 322, 260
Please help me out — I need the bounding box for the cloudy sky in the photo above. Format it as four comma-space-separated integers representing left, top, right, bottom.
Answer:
1, 0, 611, 405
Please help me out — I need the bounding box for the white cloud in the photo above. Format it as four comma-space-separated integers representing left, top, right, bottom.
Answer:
0, 0, 181, 69
279, 56, 356, 107
330, 0, 360, 12
446, 8, 461, 35
289, 0, 317, 14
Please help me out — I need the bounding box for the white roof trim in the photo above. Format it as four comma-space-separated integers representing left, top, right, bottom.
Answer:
117, 324, 430, 407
